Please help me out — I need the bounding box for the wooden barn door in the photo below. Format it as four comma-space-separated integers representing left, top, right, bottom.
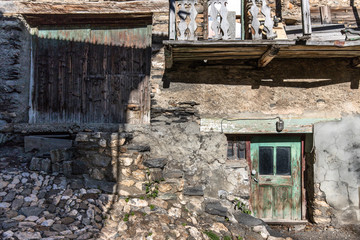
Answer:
250, 136, 302, 221
30, 25, 151, 124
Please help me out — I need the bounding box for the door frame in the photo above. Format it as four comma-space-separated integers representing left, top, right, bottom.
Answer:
238, 134, 306, 221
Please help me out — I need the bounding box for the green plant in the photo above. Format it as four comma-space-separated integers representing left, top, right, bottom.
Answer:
123, 213, 129, 222
130, 212, 135, 216
150, 204, 155, 210
223, 236, 231, 240
147, 232, 152, 237
237, 236, 243, 240
233, 198, 251, 215
143, 212, 147, 216
225, 217, 229, 222
145, 181, 159, 198
125, 197, 129, 203
140, 196, 145, 200
181, 222, 187, 226
204, 230, 220, 240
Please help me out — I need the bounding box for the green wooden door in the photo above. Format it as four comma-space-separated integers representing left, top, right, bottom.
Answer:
250, 136, 301, 221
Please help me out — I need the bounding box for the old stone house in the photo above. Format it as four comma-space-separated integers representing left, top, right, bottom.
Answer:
0, 0, 360, 228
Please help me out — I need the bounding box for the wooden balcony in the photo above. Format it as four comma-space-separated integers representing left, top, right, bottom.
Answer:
164, 0, 360, 68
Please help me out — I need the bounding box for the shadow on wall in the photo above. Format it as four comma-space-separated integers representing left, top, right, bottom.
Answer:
163, 58, 360, 89
29, 26, 151, 124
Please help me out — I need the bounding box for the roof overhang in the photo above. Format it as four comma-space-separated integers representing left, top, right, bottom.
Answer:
163, 40, 360, 68
19, 0, 168, 27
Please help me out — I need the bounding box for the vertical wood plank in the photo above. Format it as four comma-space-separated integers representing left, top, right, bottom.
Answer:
203, 0, 209, 40
169, 0, 176, 40
320, 6, 332, 24
301, 0, 312, 35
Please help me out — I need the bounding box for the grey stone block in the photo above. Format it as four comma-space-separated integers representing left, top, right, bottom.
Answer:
184, 186, 204, 196
63, 161, 72, 177
233, 212, 264, 226
52, 163, 62, 173
29, 157, 41, 171
127, 144, 150, 152
91, 153, 111, 167
159, 193, 177, 200
40, 158, 51, 173
50, 148, 72, 163
83, 174, 115, 193
149, 168, 163, 182
205, 202, 228, 217
19, 206, 44, 217
2, 220, 18, 230
25, 136, 73, 154
164, 170, 183, 179
143, 158, 167, 168
72, 160, 88, 175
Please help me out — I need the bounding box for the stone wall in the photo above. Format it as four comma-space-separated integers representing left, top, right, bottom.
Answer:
0, 14, 30, 144
314, 116, 360, 225
72, 118, 251, 220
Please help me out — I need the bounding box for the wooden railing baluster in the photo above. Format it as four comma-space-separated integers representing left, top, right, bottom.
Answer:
178, 1, 188, 40
219, 0, 230, 40
250, 0, 261, 40
261, 0, 277, 39
209, 0, 221, 39
168, 0, 284, 41
189, 0, 198, 40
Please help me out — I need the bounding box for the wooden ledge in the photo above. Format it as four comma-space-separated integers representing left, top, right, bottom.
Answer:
262, 219, 308, 225
164, 40, 360, 66
19, 1, 168, 15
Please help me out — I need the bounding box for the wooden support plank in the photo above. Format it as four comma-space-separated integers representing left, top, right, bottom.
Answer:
320, 6, 332, 24
169, 0, 176, 40
203, 0, 209, 40
301, 0, 312, 35
258, 45, 280, 67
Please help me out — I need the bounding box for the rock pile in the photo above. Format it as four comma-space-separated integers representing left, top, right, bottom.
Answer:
0, 164, 292, 240
0, 168, 107, 239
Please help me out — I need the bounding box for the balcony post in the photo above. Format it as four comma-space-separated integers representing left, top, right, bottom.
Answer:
301, 0, 312, 36
169, 0, 176, 40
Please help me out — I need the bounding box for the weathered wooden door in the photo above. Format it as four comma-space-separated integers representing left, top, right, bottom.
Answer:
30, 25, 151, 124
250, 136, 301, 221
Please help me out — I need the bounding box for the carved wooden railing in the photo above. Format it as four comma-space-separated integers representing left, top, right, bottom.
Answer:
248, 0, 277, 40
169, 0, 200, 40
169, 0, 311, 41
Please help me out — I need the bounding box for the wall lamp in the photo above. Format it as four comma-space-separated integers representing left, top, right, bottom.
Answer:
220, 116, 285, 133
276, 117, 284, 132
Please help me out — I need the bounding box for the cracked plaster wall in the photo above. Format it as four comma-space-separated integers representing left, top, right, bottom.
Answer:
314, 116, 360, 225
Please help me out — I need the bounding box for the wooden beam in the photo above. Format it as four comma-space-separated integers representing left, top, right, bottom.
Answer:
320, 6, 332, 24
258, 45, 280, 67
301, 0, 312, 35
19, 1, 168, 15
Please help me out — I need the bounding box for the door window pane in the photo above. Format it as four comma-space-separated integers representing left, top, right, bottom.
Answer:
259, 147, 274, 175
276, 147, 291, 175
227, 141, 235, 159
